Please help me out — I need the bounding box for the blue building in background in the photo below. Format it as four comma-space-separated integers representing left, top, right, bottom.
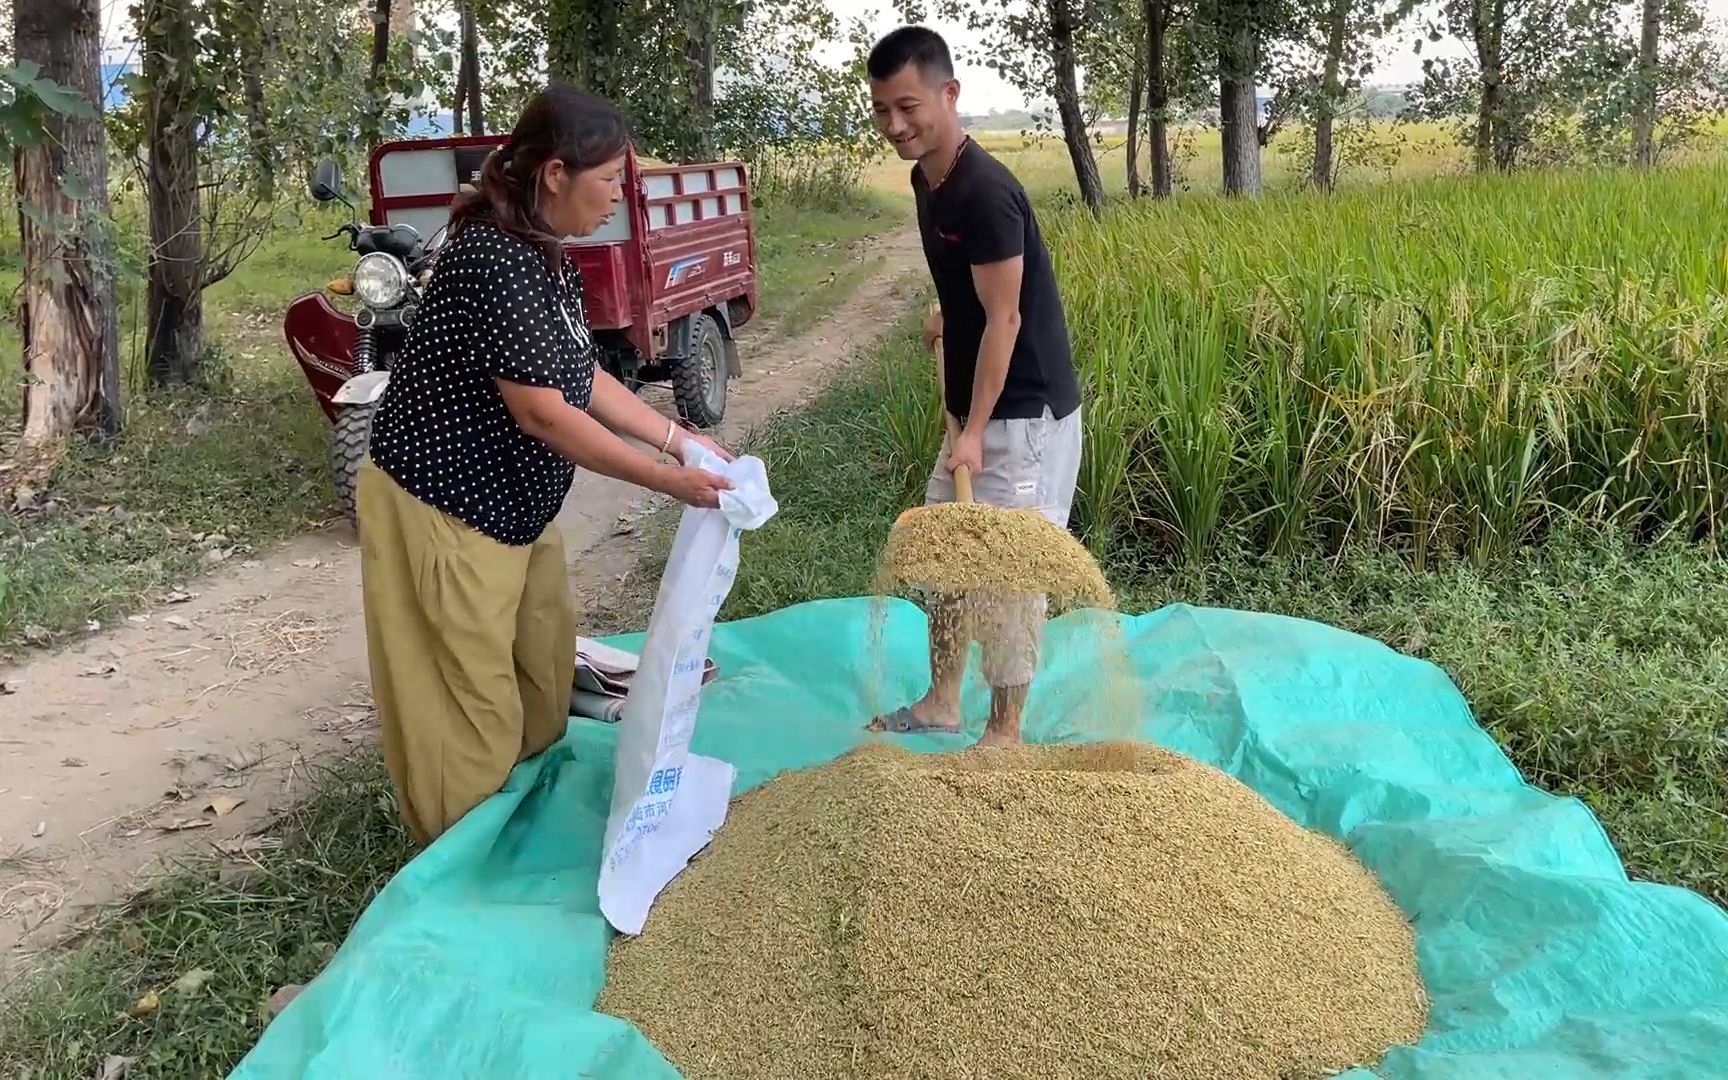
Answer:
100, 62, 135, 109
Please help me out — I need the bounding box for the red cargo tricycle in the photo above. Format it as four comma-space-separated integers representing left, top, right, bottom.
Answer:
284, 135, 759, 523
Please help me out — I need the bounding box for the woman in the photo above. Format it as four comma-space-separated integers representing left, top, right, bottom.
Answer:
357, 84, 734, 846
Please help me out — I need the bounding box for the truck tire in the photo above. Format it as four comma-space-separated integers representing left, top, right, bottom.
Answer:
330, 400, 377, 530
673, 313, 728, 428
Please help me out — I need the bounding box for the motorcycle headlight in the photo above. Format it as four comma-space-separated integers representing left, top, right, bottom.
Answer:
353, 252, 410, 308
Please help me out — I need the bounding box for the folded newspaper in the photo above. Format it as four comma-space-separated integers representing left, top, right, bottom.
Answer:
571, 637, 716, 723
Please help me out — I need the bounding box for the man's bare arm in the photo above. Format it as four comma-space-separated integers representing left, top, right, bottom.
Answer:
964, 255, 1024, 432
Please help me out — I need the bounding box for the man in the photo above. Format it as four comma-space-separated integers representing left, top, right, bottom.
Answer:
864, 25, 1084, 748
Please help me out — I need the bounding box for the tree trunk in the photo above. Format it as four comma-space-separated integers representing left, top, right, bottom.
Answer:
239, 18, 274, 197
1472, 89, 1491, 170
366, 0, 391, 143
142, 0, 206, 387
1048, 0, 1105, 214
460, 0, 483, 135
1311, 0, 1350, 188
1631, 0, 1660, 166
1126, 40, 1145, 197
1472, 0, 1507, 173
677, 0, 718, 161
1473, 64, 1504, 172
371, 0, 390, 82
1145, 0, 1172, 198
13, 0, 122, 449
1218, 20, 1262, 196
452, 48, 467, 134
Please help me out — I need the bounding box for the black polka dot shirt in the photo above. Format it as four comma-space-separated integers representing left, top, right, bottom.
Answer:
369, 220, 597, 546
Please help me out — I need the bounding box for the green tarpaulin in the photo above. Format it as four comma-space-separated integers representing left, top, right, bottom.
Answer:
230, 599, 1728, 1078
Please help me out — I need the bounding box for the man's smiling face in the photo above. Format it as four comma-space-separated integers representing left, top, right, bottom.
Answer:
870, 62, 959, 162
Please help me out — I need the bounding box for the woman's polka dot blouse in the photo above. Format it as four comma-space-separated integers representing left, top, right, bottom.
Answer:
369, 220, 598, 546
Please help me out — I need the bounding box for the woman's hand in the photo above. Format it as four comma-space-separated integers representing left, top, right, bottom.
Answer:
659, 463, 734, 509
498, 380, 730, 505
675, 427, 734, 464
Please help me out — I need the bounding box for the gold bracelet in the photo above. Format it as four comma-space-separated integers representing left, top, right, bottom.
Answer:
660, 419, 677, 456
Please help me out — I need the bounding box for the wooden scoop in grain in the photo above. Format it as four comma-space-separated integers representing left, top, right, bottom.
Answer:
880, 320, 1113, 612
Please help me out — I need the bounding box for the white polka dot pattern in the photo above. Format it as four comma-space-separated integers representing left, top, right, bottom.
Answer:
369, 221, 598, 546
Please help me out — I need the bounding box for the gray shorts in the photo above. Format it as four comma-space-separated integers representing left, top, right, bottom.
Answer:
923, 405, 1083, 688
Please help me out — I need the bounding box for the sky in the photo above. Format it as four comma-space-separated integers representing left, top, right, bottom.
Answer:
98, 0, 1728, 114
827, 0, 1728, 114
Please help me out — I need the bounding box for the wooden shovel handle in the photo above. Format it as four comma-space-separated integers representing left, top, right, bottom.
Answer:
943, 410, 973, 504
932, 311, 973, 505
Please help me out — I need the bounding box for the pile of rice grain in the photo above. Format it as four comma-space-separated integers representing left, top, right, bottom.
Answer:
881, 502, 1115, 611
599, 741, 1427, 1080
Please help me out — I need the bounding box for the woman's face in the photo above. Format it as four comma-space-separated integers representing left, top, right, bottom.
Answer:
540, 152, 627, 238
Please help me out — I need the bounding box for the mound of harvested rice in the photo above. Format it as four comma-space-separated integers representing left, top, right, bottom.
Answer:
881, 502, 1114, 611
599, 741, 1427, 1080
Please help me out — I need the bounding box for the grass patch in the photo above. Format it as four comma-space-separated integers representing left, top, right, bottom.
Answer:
0, 755, 413, 1079
0, 371, 333, 651
861, 165, 1728, 565
749, 190, 906, 334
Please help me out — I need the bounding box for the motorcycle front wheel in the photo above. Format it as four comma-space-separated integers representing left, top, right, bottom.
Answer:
330, 400, 378, 530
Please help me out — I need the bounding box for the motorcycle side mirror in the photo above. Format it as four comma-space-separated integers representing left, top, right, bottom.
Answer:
309, 160, 344, 204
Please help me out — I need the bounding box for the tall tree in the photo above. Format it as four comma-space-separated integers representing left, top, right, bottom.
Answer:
1310, 0, 1351, 186
545, 0, 631, 99
543, 0, 732, 159
118, 0, 437, 387
1076, 0, 1181, 198
1295, 0, 1417, 188
1405, 0, 1577, 172
1630, 0, 1661, 164
1048, 0, 1105, 212
709, 0, 876, 189
681, 0, 719, 160
1144, 0, 1179, 197
906, 0, 1106, 213
1214, 0, 1263, 194
1173, 0, 1306, 196
373, 0, 394, 79
11, 0, 121, 460
1469, 0, 1512, 171
1126, 34, 1145, 195
532, 0, 863, 167
1602, 0, 1722, 167
139, 0, 207, 386
369, 0, 393, 142
459, 0, 484, 134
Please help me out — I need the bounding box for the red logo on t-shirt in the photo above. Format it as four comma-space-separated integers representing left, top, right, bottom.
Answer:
939, 229, 961, 243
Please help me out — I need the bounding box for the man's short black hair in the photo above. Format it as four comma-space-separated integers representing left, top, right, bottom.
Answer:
867, 25, 954, 83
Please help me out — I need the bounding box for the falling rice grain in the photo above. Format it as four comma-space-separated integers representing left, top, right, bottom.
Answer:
599, 742, 1428, 1080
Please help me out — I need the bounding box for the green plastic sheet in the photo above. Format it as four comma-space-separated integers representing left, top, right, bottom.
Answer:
230, 599, 1728, 1078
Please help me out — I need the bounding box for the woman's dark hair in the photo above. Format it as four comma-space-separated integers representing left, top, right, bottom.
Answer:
448, 83, 630, 269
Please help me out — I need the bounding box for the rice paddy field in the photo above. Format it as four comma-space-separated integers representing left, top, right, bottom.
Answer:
873, 161, 1728, 568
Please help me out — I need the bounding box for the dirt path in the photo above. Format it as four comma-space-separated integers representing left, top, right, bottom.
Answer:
0, 225, 923, 978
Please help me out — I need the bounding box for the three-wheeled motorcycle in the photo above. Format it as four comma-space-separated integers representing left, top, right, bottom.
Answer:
284, 136, 760, 524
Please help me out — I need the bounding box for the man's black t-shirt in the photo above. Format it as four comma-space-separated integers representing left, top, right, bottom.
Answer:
912, 138, 1081, 422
